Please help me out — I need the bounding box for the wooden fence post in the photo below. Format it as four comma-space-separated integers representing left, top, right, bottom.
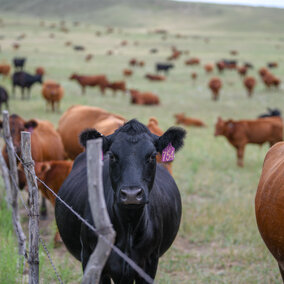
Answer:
82, 138, 116, 284
21, 131, 39, 284
0, 148, 12, 207
2, 110, 26, 258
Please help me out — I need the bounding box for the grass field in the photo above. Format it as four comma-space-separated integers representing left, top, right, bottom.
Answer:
0, 2, 284, 283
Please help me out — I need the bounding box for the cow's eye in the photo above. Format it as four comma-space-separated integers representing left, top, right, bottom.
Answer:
147, 152, 157, 163
108, 152, 117, 163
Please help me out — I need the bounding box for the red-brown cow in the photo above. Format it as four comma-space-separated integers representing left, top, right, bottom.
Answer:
243, 76, 256, 97
255, 142, 284, 281
185, 57, 200, 65
191, 72, 198, 80
123, 69, 133, 77
129, 89, 160, 105
57, 105, 126, 159
106, 81, 126, 95
145, 74, 166, 81
41, 80, 64, 112
215, 117, 283, 167
36, 67, 45, 76
175, 113, 206, 127
69, 73, 108, 95
0, 64, 11, 78
204, 64, 214, 73
237, 66, 247, 77
208, 78, 222, 101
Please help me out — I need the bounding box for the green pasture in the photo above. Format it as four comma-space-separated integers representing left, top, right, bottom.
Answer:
0, 4, 284, 282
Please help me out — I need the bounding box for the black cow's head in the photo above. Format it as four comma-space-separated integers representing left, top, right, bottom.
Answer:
80, 119, 186, 208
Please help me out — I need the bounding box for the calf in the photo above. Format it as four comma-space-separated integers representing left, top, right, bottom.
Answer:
106, 81, 126, 95
156, 63, 174, 74
214, 117, 283, 167
55, 119, 186, 282
145, 74, 165, 81
175, 113, 206, 127
0, 63, 10, 78
13, 57, 26, 71
12, 71, 43, 99
0, 85, 9, 111
129, 89, 160, 105
243, 76, 256, 97
208, 77, 222, 101
41, 80, 64, 112
255, 142, 284, 282
69, 73, 108, 95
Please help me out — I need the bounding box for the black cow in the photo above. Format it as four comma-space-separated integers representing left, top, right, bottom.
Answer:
12, 71, 43, 99
13, 57, 26, 71
0, 86, 9, 111
258, 108, 282, 118
55, 119, 186, 283
73, 45, 85, 51
156, 63, 174, 74
244, 62, 254, 69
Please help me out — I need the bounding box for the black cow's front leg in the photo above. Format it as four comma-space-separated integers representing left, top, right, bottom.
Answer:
135, 255, 159, 284
40, 196, 48, 220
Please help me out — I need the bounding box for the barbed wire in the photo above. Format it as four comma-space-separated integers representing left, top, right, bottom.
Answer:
4, 136, 154, 284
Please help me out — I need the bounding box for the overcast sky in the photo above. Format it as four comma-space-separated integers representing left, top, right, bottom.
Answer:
174, 0, 284, 8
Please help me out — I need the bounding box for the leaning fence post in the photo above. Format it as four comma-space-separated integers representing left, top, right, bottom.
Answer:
0, 147, 12, 207
2, 110, 26, 258
82, 138, 116, 284
21, 131, 39, 284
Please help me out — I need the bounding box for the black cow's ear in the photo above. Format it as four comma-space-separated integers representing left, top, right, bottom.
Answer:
155, 127, 186, 154
79, 128, 111, 152
24, 119, 38, 130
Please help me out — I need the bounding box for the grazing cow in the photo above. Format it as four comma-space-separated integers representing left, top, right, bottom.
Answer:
121, 40, 128, 46
55, 119, 186, 282
0, 115, 66, 218
18, 160, 73, 245
156, 63, 174, 74
85, 54, 93, 62
73, 45, 85, 51
185, 58, 200, 65
147, 117, 173, 175
216, 61, 225, 73
123, 69, 133, 77
69, 73, 108, 95
65, 41, 72, 46
243, 76, 256, 97
138, 61, 145, 67
12, 71, 43, 99
13, 57, 26, 71
230, 50, 238, 56
129, 89, 160, 105
167, 50, 181, 61
191, 72, 198, 80
106, 81, 126, 95
258, 108, 282, 118
214, 117, 283, 167
145, 74, 165, 81
237, 66, 247, 77
36, 67, 45, 76
0, 86, 9, 111
259, 67, 269, 78
267, 62, 278, 69
57, 105, 126, 159
0, 63, 10, 77
255, 142, 284, 282
208, 78, 222, 101
262, 73, 281, 89
222, 60, 237, 69
12, 43, 20, 50
175, 113, 206, 127
204, 64, 214, 73
150, 48, 158, 54
129, 58, 137, 66
244, 62, 254, 69
41, 80, 64, 112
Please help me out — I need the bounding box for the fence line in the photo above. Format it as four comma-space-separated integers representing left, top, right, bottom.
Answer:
2, 128, 154, 284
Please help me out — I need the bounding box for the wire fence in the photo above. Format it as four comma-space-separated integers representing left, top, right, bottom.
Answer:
1, 127, 154, 283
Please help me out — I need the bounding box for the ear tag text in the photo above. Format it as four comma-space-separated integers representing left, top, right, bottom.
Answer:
162, 143, 175, 162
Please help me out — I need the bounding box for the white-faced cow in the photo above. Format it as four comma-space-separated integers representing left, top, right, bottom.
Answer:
55, 119, 186, 283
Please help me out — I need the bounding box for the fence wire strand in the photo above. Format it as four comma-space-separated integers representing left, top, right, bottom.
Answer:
3, 136, 154, 284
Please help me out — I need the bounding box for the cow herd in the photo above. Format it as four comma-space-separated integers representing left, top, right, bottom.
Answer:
0, 18, 284, 283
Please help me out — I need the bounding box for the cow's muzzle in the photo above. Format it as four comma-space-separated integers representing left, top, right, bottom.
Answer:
119, 187, 145, 206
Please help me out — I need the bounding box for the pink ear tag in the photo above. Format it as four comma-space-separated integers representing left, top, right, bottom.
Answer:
162, 143, 175, 162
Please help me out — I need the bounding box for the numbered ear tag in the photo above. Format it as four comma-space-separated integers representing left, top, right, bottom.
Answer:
162, 143, 175, 162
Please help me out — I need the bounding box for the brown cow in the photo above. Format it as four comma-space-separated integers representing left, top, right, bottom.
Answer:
243, 76, 256, 97
255, 142, 284, 281
216, 61, 225, 73
145, 74, 165, 81
0, 64, 11, 78
191, 72, 198, 80
262, 73, 281, 89
69, 73, 108, 95
123, 69, 133, 77
214, 117, 283, 167
18, 160, 73, 245
129, 58, 137, 66
185, 58, 200, 65
237, 66, 247, 77
230, 50, 238, 56
41, 80, 64, 112
129, 89, 160, 105
175, 113, 206, 127
167, 50, 181, 61
106, 81, 126, 95
85, 54, 93, 62
208, 78, 222, 101
204, 64, 214, 73
36, 67, 45, 76
147, 117, 173, 175
57, 105, 126, 159
259, 67, 269, 78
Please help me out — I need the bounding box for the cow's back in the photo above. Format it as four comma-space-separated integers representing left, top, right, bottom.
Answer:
57, 105, 126, 159
255, 142, 284, 262
32, 120, 65, 161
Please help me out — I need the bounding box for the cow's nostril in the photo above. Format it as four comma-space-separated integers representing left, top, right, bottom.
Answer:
120, 190, 127, 201
136, 189, 143, 201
